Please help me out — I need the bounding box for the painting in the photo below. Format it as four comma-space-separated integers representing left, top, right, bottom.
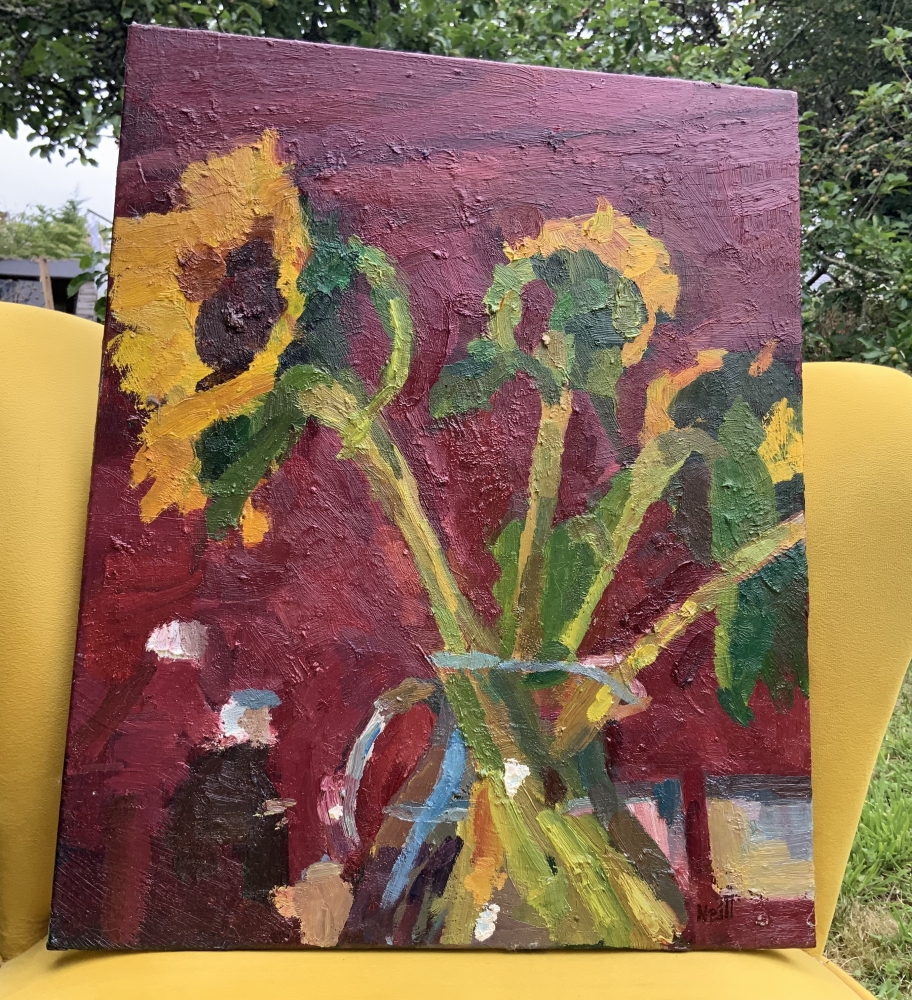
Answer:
50, 24, 812, 951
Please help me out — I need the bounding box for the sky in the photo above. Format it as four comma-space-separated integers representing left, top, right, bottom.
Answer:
0, 131, 120, 221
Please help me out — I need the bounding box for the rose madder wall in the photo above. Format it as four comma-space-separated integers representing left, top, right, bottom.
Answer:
50, 25, 808, 951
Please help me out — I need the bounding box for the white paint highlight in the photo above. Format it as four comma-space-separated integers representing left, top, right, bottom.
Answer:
219, 698, 251, 741
503, 759, 530, 799
474, 903, 500, 942
327, 804, 344, 822
145, 620, 208, 660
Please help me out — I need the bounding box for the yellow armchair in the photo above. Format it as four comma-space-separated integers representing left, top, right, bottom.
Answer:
1, 301, 910, 999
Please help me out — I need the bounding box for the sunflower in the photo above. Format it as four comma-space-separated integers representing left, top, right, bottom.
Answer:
504, 197, 679, 366
109, 130, 310, 525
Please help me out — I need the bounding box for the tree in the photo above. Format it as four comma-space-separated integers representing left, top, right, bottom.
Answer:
0, 198, 91, 257
800, 28, 912, 370
0, 2, 760, 162
4, 2, 912, 361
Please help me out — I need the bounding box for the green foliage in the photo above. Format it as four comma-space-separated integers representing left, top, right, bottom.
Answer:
670, 352, 801, 436
666, 360, 808, 726
0, 199, 91, 258
197, 208, 415, 538
490, 517, 523, 656
68, 247, 110, 321
0, 2, 266, 163
743, 1, 912, 124
0, 2, 763, 165
430, 339, 522, 418
281, 210, 362, 376
801, 27, 912, 368
7, 4, 912, 365
534, 249, 648, 399
431, 248, 648, 419
489, 468, 635, 663
703, 394, 808, 727
430, 256, 564, 418
538, 469, 633, 661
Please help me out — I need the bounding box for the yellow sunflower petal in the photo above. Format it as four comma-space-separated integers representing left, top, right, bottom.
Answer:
108, 130, 311, 522
758, 398, 803, 484
640, 349, 728, 446
240, 496, 271, 546
504, 198, 679, 365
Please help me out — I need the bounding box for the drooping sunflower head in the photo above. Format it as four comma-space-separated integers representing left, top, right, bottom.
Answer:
109, 130, 311, 530
504, 197, 679, 366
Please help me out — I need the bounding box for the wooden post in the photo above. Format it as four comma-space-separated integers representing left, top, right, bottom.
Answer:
36, 257, 54, 309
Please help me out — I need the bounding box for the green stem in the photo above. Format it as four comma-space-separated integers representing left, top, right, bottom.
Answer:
560, 428, 720, 654
357, 419, 498, 655
299, 380, 494, 654
551, 514, 806, 759
338, 242, 415, 455
510, 387, 573, 660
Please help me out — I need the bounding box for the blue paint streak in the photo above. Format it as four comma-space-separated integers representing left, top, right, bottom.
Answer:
231, 688, 281, 708
430, 651, 638, 705
381, 728, 466, 909
343, 708, 386, 840
654, 779, 680, 824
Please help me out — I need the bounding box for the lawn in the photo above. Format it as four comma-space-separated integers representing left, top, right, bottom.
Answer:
827, 669, 912, 998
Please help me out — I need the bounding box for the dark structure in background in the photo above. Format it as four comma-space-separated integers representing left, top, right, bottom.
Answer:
0, 259, 97, 319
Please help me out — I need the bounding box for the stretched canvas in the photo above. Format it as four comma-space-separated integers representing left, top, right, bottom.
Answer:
51, 24, 812, 951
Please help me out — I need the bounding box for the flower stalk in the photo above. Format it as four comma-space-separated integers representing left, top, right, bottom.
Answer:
510, 387, 573, 659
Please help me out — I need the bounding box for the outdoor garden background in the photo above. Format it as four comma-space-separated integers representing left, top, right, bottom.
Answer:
1, 1, 910, 993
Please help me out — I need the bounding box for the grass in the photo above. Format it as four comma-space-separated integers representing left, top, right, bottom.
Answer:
826, 670, 912, 998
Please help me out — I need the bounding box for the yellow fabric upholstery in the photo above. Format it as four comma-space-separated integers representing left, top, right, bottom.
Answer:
0, 305, 102, 963
1, 303, 910, 997
803, 361, 912, 953
0, 939, 878, 1000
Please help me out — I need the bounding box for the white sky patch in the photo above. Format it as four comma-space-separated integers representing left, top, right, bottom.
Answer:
0, 131, 119, 219
503, 759, 531, 799
474, 903, 500, 942
145, 620, 208, 661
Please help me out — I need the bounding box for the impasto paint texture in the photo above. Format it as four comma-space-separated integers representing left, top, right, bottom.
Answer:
50, 24, 813, 951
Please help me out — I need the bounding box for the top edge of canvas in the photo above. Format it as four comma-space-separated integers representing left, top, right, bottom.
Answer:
125, 22, 797, 105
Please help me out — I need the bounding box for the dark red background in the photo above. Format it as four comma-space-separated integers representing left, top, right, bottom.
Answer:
52, 25, 808, 949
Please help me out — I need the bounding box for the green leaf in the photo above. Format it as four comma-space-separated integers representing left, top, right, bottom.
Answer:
533, 249, 645, 396
710, 394, 804, 727
429, 339, 520, 417
483, 259, 536, 312
612, 276, 648, 339
196, 365, 331, 538
430, 337, 561, 417
574, 346, 622, 398
539, 522, 599, 661
538, 469, 633, 660
197, 413, 255, 486
670, 352, 801, 437
716, 544, 808, 726
278, 208, 361, 377
759, 543, 809, 705
709, 398, 778, 561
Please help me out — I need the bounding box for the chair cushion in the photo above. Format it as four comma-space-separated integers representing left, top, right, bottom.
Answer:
0, 304, 103, 961
0, 939, 873, 999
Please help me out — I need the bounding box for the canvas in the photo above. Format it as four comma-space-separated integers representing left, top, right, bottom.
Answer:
50, 24, 811, 952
